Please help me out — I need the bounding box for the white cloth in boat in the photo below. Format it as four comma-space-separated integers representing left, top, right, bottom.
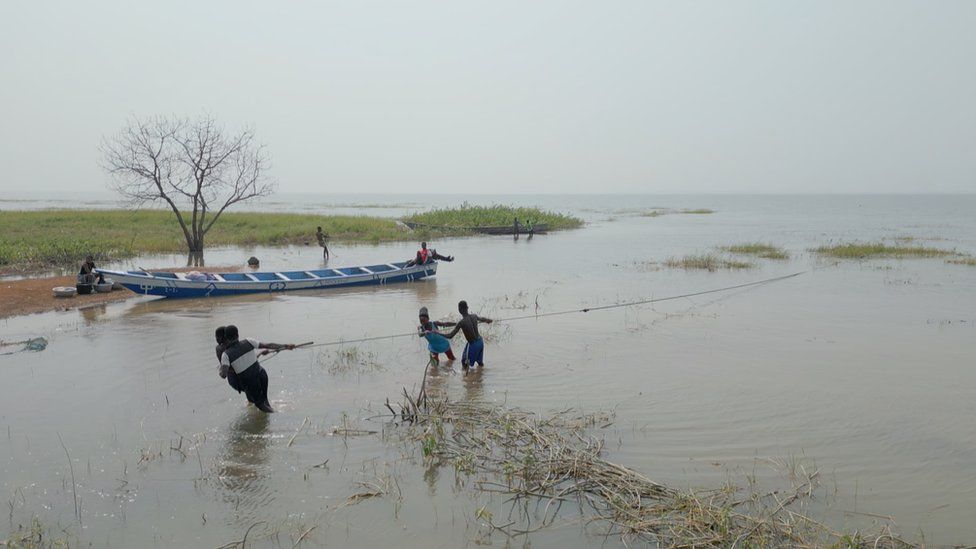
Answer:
220, 338, 261, 376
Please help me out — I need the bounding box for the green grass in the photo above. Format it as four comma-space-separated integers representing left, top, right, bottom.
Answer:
664, 254, 754, 271
0, 209, 419, 271
404, 204, 582, 230
813, 242, 957, 259
640, 208, 715, 217
724, 243, 789, 260
947, 257, 976, 266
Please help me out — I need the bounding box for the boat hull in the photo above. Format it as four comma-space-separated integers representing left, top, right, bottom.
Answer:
97, 262, 436, 298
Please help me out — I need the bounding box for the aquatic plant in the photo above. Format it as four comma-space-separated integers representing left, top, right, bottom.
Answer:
723, 242, 790, 260
947, 257, 976, 266
640, 208, 715, 218
664, 254, 754, 271
404, 204, 583, 230
382, 396, 912, 548
813, 242, 957, 259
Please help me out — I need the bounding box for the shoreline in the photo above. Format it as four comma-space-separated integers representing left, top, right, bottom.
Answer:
0, 266, 243, 319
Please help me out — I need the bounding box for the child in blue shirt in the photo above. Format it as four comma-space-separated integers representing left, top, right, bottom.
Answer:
418, 307, 456, 363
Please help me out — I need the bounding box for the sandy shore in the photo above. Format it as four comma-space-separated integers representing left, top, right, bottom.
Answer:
0, 266, 243, 319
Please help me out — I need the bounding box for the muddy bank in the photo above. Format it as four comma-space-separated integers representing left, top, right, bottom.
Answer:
0, 266, 243, 319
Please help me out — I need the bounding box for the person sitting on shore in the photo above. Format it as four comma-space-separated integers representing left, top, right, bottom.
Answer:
406, 241, 454, 266
78, 255, 105, 285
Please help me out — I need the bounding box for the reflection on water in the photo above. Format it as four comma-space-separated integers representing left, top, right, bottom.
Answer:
213, 410, 274, 526
1, 194, 975, 546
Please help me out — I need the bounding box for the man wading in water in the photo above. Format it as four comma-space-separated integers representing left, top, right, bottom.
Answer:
435, 300, 493, 369
316, 226, 330, 261
218, 325, 297, 413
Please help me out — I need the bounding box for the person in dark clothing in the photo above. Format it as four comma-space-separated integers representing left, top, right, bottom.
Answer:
434, 300, 493, 369
218, 325, 297, 413
406, 241, 454, 266
215, 326, 243, 395
78, 255, 106, 284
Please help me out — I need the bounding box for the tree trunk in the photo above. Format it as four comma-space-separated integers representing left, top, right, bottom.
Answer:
186, 251, 205, 267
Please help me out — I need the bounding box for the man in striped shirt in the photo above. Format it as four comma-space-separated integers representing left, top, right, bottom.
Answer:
218, 325, 296, 413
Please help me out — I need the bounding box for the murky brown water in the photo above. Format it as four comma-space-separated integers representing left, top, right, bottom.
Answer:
2, 195, 975, 546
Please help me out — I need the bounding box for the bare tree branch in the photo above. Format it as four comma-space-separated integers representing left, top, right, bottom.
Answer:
101, 115, 276, 254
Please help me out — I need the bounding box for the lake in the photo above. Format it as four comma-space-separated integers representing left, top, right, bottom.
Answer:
1, 193, 974, 546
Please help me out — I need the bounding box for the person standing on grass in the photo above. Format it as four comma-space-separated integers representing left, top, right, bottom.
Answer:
434, 300, 492, 369
316, 226, 330, 260
218, 325, 297, 413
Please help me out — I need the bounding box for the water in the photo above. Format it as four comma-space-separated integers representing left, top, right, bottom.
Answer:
1, 194, 975, 546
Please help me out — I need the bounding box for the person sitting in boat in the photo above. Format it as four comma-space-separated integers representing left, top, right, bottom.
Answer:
417, 306, 456, 363
406, 241, 454, 266
218, 325, 297, 413
78, 255, 105, 285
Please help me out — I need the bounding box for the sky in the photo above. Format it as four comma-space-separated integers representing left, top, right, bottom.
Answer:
1, 1, 974, 195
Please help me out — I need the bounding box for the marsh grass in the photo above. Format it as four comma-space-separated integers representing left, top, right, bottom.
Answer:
0, 210, 424, 271
640, 208, 715, 218
947, 257, 976, 266
724, 242, 790, 260
664, 254, 754, 271
322, 346, 384, 375
813, 242, 957, 259
404, 204, 582, 230
1, 517, 72, 548
383, 396, 911, 548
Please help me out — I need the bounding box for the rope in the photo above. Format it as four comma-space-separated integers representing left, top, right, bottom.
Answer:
287, 271, 805, 350
492, 270, 805, 322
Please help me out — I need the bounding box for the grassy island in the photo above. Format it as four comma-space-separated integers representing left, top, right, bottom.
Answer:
404, 204, 583, 230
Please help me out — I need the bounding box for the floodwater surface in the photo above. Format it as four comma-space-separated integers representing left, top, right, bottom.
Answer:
1, 194, 975, 546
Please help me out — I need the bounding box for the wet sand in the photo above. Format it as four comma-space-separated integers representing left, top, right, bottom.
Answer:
0, 266, 244, 319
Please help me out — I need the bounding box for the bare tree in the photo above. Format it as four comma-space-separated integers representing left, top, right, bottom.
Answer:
101, 115, 275, 264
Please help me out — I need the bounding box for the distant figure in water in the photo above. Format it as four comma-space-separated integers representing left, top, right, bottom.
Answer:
406, 241, 454, 266
78, 255, 105, 284
316, 226, 329, 260
417, 306, 456, 363
218, 325, 297, 413
247, 257, 260, 269
434, 300, 493, 369
513, 217, 520, 240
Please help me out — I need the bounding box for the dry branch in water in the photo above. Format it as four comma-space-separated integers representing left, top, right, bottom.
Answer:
385, 397, 913, 548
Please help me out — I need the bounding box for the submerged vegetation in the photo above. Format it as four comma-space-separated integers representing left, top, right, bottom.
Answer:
384, 395, 912, 548
640, 207, 716, 218
404, 204, 583, 230
664, 254, 754, 271
947, 257, 976, 266
813, 241, 957, 259
724, 242, 790, 259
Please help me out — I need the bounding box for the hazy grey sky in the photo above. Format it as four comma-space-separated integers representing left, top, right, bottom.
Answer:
2, 1, 974, 194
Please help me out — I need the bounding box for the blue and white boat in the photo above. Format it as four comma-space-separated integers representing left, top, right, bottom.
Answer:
97, 261, 437, 298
